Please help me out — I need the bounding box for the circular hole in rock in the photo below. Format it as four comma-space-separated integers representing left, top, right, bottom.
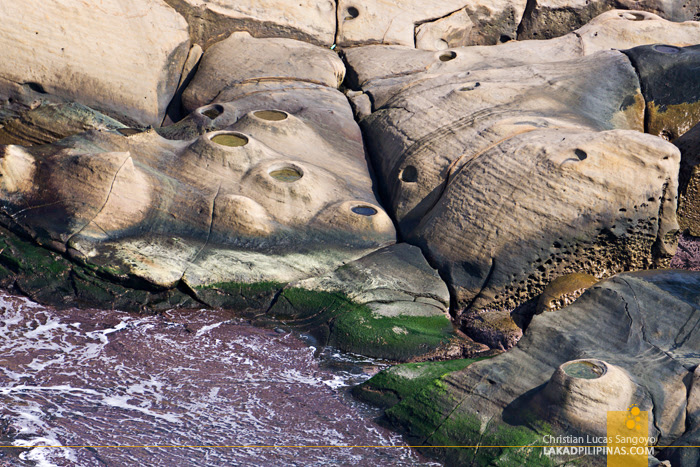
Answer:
211, 133, 249, 147
345, 6, 359, 20
117, 128, 142, 136
351, 205, 377, 216
254, 110, 288, 121
400, 165, 418, 182
459, 82, 481, 92
620, 12, 646, 21
201, 105, 224, 119
499, 34, 512, 43
563, 360, 605, 380
574, 149, 587, 161
653, 44, 680, 54
439, 51, 457, 62
269, 166, 303, 182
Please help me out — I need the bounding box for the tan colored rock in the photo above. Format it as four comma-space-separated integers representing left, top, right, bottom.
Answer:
163, 0, 337, 48
0, 0, 190, 127
182, 32, 345, 112
410, 129, 679, 312
677, 122, 700, 236
344, 10, 700, 100
536, 273, 599, 313
0, 103, 126, 147
362, 50, 646, 234
537, 359, 639, 437
0, 102, 395, 289
519, 1, 700, 40
415, 8, 473, 51
336, 0, 526, 48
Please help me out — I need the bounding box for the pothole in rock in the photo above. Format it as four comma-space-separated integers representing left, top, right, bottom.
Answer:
563, 360, 606, 379
211, 132, 249, 147
254, 110, 289, 121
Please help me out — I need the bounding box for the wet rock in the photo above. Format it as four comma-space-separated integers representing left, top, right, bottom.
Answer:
460, 309, 522, 350
622, 43, 700, 140
162, 0, 337, 48
0, 0, 190, 127
359, 270, 700, 465
266, 243, 462, 361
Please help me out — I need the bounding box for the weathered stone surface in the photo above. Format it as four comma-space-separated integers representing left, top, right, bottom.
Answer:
411, 128, 679, 314
677, 121, 700, 236
518, 1, 700, 40
265, 243, 475, 361
163, 0, 336, 48
623, 44, 700, 140
350, 17, 690, 341
415, 8, 473, 51
344, 10, 700, 102
0, 113, 395, 293
182, 32, 345, 113
460, 308, 522, 350
535, 272, 598, 313
358, 270, 700, 465
336, 0, 527, 48
0, 0, 190, 127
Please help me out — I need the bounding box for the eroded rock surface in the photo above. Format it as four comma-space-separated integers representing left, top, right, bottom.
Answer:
356, 270, 700, 465
346, 12, 699, 346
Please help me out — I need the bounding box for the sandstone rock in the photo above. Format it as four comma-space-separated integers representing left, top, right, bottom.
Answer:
411, 128, 679, 314
358, 270, 700, 465
0, 102, 126, 147
415, 8, 473, 51
344, 10, 700, 103
460, 308, 522, 351
676, 121, 700, 236
0, 111, 395, 295
518, 0, 700, 40
623, 44, 700, 140
518, 0, 621, 40
181, 32, 345, 113
350, 22, 691, 342
163, 0, 336, 48
0, 0, 190, 127
535, 273, 598, 314
266, 243, 467, 361
336, 0, 527, 48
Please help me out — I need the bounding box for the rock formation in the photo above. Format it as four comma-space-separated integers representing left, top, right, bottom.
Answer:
0, 0, 190, 127
355, 270, 700, 465
346, 13, 700, 346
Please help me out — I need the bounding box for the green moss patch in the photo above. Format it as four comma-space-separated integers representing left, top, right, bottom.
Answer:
193, 280, 284, 312
0, 226, 195, 311
352, 358, 484, 409
269, 287, 456, 361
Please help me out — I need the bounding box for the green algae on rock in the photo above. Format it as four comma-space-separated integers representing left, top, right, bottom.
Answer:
356, 270, 700, 465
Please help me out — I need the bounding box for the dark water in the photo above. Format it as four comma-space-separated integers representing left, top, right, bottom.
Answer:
0, 292, 437, 466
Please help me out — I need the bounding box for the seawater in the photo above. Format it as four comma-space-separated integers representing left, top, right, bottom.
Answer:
0, 292, 438, 466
